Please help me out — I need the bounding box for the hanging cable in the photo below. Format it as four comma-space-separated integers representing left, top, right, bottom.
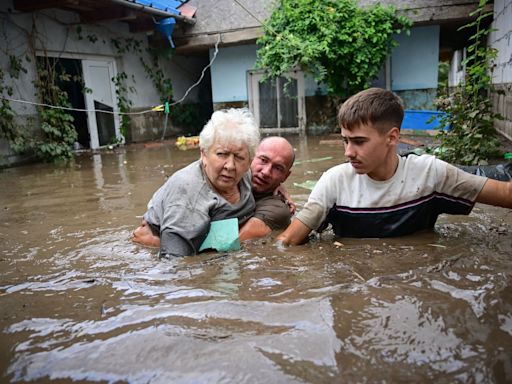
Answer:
170, 34, 220, 106
1, 36, 221, 115
0, 96, 159, 115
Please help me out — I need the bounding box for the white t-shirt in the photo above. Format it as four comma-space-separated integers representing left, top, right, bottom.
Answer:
296, 154, 487, 237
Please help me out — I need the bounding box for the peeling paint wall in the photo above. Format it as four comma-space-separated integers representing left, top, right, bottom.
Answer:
490, 0, 512, 140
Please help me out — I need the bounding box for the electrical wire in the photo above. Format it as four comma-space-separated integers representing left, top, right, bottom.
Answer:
2, 1, 260, 115
171, 34, 220, 105
0, 96, 157, 115
1, 36, 221, 115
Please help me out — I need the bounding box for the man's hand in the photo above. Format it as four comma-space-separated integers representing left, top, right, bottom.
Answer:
274, 184, 296, 214
276, 218, 313, 246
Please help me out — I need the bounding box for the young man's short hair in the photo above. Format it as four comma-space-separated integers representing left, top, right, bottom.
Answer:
338, 87, 404, 135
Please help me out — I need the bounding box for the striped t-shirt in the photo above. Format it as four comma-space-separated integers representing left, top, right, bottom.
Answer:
296, 154, 487, 237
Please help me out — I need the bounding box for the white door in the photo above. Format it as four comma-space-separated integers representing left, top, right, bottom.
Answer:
248, 70, 306, 134
82, 59, 121, 149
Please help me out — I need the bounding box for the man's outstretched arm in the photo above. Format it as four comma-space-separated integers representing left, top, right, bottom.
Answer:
275, 218, 313, 246
476, 179, 512, 208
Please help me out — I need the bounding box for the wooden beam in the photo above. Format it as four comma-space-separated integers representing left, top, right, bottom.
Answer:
174, 27, 263, 53
400, 4, 492, 23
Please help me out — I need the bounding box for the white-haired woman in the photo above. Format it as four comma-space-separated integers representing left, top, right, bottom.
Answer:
132, 108, 260, 258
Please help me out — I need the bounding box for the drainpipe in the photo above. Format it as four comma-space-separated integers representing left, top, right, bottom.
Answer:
109, 0, 196, 24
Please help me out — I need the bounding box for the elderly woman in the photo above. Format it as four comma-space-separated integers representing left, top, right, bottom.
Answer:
132, 108, 260, 258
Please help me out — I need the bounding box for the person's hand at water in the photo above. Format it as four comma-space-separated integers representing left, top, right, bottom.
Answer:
273, 239, 287, 252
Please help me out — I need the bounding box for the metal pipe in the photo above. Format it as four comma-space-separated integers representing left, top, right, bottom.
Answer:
108, 0, 196, 24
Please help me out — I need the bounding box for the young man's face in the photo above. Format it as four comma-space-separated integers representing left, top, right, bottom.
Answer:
341, 123, 399, 181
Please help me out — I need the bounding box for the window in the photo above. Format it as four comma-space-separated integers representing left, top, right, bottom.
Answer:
247, 70, 306, 133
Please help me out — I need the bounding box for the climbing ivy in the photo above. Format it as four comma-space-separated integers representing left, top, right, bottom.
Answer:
110, 36, 174, 129
112, 71, 136, 137
256, 0, 411, 98
2, 26, 179, 163
0, 69, 16, 139
0, 56, 25, 147
31, 57, 78, 161
140, 48, 173, 104
434, 0, 502, 165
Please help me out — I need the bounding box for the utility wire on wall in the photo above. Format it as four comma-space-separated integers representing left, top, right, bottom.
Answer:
2, 0, 268, 116
1, 36, 221, 116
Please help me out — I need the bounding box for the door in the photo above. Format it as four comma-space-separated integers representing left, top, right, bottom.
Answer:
248, 70, 306, 134
82, 59, 121, 149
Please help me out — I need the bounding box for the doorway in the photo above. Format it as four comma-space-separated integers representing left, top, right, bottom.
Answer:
82, 59, 121, 149
35, 55, 121, 149
36, 57, 89, 148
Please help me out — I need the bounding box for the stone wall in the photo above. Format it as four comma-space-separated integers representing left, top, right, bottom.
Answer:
493, 84, 512, 141
490, 0, 512, 140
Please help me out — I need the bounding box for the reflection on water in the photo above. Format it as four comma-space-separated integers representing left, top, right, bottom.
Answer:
1, 136, 511, 383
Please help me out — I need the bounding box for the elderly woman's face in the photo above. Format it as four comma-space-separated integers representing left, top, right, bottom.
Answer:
201, 140, 251, 194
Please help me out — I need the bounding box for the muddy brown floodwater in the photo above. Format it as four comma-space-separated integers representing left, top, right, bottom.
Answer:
1, 134, 511, 383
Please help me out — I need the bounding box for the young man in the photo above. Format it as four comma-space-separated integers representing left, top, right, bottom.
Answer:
276, 87, 512, 246
239, 136, 295, 241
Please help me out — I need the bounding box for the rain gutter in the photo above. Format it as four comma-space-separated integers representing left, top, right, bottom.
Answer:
109, 0, 196, 24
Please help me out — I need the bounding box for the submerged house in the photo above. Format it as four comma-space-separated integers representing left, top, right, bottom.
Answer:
0, 0, 511, 166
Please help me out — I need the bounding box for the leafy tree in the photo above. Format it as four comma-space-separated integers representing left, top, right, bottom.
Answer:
256, 0, 411, 98
434, 0, 502, 165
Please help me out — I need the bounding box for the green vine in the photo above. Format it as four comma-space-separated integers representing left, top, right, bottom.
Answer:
256, 0, 411, 98
31, 56, 78, 161
434, 0, 502, 165
2, 27, 179, 163
140, 48, 173, 103
112, 72, 136, 137
0, 55, 31, 154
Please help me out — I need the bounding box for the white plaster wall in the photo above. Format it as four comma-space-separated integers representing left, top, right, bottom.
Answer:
0, 0, 199, 117
0, 6, 39, 116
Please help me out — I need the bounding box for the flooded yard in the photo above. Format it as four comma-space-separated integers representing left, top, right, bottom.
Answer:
1, 135, 511, 383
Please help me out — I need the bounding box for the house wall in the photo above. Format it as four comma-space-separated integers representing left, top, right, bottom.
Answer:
0, 5, 165, 111
490, 0, 512, 140
209, 44, 257, 109
208, 44, 336, 132
0, 0, 204, 166
209, 43, 324, 107
391, 26, 440, 110
207, 26, 442, 131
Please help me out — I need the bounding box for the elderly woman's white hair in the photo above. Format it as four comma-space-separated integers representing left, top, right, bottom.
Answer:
199, 108, 260, 157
